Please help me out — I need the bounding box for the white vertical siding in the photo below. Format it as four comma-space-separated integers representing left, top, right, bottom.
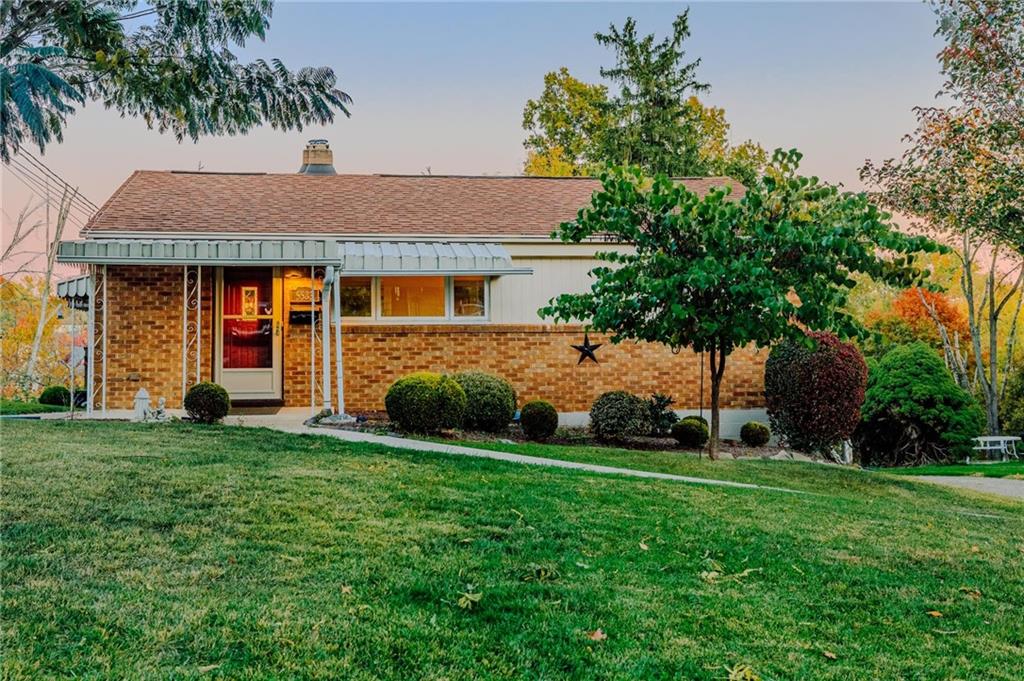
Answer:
490, 257, 598, 323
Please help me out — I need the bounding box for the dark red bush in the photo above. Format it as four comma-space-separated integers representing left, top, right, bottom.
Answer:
764, 331, 868, 456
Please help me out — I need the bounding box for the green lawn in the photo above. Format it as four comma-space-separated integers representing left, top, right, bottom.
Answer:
887, 461, 1024, 479
0, 399, 67, 415
3, 422, 1023, 680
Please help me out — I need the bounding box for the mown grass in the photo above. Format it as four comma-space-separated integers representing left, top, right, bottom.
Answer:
886, 461, 1024, 479
3, 421, 1023, 680
0, 399, 67, 415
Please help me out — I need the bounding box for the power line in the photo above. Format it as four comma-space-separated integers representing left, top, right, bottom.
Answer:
4, 170, 91, 233
4, 164, 90, 232
18, 151, 100, 212
6, 158, 96, 222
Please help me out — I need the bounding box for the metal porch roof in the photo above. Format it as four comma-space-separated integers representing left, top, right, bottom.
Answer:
56, 238, 531, 275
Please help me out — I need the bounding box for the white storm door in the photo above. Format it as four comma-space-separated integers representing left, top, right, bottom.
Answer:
216, 267, 282, 400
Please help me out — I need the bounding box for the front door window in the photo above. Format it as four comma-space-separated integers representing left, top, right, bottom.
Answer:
222, 268, 274, 369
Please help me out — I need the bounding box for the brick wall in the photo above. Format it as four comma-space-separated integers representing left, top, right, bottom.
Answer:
100, 267, 766, 412
337, 324, 766, 413
104, 265, 213, 409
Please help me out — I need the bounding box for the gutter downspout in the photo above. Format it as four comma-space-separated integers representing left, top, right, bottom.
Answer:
333, 271, 345, 415
321, 266, 334, 413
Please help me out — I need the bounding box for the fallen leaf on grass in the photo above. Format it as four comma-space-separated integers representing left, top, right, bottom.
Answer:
959, 587, 982, 600
639, 541, 649, 551
340, 585, 353, 595
727, 664, 761, 681
822, 651, 837, 660
458, 591, 483, 610
701, 567, 762, 584
198, 664, 221, 674
586, 628, 608, 642
927, 610, 943, 618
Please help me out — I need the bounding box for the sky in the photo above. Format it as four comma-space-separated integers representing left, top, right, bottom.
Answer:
2, 1, 945, 271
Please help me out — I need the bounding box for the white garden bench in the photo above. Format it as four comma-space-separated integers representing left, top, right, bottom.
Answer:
968, 436, 1021, 463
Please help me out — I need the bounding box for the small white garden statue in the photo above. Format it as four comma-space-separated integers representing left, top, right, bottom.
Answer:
133, 389, 168, 422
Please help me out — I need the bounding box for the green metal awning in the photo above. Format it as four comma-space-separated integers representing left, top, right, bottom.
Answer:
56, 238, 532, 275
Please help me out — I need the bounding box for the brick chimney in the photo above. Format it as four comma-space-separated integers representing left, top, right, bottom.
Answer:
298, 139, 336, 175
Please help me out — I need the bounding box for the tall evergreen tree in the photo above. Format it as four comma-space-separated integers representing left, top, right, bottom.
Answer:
594, 11, 709, 176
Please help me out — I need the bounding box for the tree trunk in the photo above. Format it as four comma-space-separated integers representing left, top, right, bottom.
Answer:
707, 346, 728, 460
25, 190, 72, 393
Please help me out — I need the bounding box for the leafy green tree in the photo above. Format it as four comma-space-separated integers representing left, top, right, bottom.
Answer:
1, 0, 351, 161
686, 96, 767, 186
522, 67, 609, 177
541, 150, 938, 458
521, 12, 767, 182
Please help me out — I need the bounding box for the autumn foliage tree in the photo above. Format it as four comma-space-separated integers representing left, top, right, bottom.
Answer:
861, 0, 1024, 433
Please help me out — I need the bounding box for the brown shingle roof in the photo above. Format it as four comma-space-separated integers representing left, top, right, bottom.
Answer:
83, 171, 744, 238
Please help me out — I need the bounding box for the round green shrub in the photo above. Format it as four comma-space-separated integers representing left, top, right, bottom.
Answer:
385, 372, 467, 433
671, 418, 709, 448
1001, 366, 1024, 437
740, 421, 771, 447
765, 331, 867, 456
38, 385, 70, 406
184, 382, 230, 424
453, 372, 516, 433
520, 400, 558, 441
682, 414, 708, 428
590, 391, 652, 441
854, 343, 984, 466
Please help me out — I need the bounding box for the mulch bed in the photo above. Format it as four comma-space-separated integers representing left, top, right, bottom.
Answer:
314, 410, 799, 460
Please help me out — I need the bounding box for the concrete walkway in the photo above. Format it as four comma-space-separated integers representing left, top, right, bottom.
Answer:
41, 409, 800, 494
261, 423, 804, 494
913, 475, 1024, 500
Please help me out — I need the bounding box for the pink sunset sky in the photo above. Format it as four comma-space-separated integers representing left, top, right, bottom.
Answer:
2, 2, 945, 277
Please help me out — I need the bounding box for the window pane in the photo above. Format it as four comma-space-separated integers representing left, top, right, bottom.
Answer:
339, 277, 372, 317
380, 276, 445, 317
223, 268, 273, 317
223, 319, 272, 368
453, 277, 486, 317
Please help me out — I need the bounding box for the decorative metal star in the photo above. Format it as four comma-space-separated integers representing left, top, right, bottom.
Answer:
571, 332, 602, 364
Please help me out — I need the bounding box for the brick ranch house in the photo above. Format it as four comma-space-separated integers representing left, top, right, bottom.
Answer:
57, 141, 767, 433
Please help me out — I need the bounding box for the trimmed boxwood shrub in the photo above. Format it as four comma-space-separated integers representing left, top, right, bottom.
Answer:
590, 391, 652, 441
520, 400, 558, 441
740, 421, 771, 447
854, 343, 984, 466
184, 381, 230, 424
682, 414, 708, 428
1001, 366, 1024, 437
385, 372, 467, 434
672, 418, 709, 448
765, 331, 868, 456
38, 385, 70, 406
453, 372, 516, 433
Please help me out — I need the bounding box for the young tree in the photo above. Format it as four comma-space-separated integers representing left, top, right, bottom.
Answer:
1, 0, 351, 161
521, 12, 767, 180
541, 150, 937, 458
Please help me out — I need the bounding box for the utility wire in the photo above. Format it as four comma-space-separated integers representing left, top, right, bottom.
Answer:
5, 171, 91, 232
17, 151, 100, 212
6, 159, 95, 221
4, 164, 90, 232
